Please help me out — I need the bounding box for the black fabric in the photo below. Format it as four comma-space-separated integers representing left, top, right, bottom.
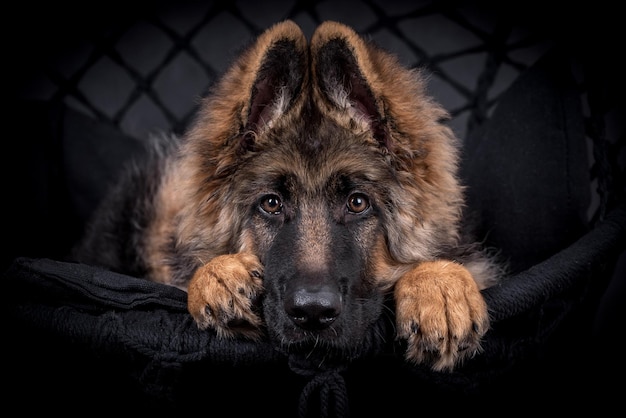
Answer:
462, 48, 591, 274
4, 101, 72, 272
61, 103, 147, 227
3, 48, 625, 415
3, 100, 145, 273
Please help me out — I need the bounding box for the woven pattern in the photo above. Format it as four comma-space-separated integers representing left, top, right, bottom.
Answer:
19, 1, 550, 139
15, 0, 624, 223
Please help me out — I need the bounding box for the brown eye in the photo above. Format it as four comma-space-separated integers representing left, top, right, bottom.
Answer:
347, 193, 370, 214
260, 195, 282, 215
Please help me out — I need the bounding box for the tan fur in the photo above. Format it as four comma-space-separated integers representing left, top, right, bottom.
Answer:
296, 201, 333, 274
188, 252, 264, 339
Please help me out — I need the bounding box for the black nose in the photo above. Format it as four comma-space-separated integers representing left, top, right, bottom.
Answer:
284, 286, 342, 330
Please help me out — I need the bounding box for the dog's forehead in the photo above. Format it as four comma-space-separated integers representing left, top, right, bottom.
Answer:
291, 119, 384, 176
284, 136, 381, 186
239, 112, 394, 199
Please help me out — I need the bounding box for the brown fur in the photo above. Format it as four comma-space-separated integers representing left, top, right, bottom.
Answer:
73, 20, 501, 371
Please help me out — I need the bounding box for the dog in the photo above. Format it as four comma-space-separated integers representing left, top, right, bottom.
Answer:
72, 20, 501, 372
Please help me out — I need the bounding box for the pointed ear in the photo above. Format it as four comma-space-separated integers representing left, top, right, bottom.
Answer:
310, 21, 451, 154
244, 21, 308, 137
191, 20, 307, 151
310, 21, 389, 148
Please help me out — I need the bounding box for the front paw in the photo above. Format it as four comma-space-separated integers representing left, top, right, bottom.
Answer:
187, 252, 264, 339
394, 260, 489, 371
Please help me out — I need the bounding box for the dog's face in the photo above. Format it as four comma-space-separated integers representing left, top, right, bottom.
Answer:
182, 21, 464, 363
232, 114, 394, 360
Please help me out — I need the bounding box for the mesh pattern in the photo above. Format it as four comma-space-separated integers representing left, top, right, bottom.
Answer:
18, 1, 552, 139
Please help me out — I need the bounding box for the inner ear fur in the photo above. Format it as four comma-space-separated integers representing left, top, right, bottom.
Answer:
244, 23, 308, 138
311, 22, 386, 144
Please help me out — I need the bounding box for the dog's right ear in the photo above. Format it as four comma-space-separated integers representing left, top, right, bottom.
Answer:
189, 20, 307, 152
243, 22, 308, 140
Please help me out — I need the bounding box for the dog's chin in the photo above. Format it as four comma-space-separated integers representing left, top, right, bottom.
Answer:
266, 319, 388, 370
276, 336, 364, 370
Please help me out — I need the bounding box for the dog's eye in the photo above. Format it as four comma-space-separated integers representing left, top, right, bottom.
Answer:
346, 193, 370, 214
260, 195, 283, 215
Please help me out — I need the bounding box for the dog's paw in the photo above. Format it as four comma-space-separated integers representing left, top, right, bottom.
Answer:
187, 252, 264, 339
394, 260, 489, 371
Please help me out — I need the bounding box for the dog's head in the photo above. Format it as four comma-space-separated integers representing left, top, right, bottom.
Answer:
185, 21, 463, 364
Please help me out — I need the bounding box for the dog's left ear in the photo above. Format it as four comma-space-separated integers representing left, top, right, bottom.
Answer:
310, 21, 450, 154
311, 21, 389, 149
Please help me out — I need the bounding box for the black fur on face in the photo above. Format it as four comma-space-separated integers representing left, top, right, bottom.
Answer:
261, 204, 384, 362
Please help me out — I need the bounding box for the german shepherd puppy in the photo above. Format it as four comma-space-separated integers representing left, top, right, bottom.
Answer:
72, 20, 501, 371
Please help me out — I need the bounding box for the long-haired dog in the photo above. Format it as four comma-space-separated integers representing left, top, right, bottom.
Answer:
72, 20, 501, 371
